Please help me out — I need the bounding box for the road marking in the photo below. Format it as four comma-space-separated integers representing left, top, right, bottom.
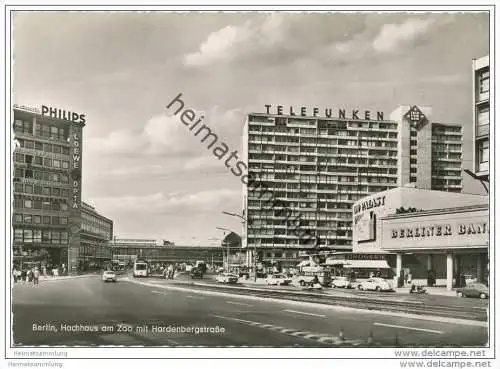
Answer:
126, 278, 488, 327
186, 295, 204, 299
151, 290, 169, 295
284, 309, 326, 318
226, 301, 254, 307
373, 322, 444, 334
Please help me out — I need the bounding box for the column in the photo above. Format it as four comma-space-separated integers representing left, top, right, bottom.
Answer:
477, 255, 484, 283
396, 253, 402, 287
446, 253, 454, 291
427, 254, 433, 270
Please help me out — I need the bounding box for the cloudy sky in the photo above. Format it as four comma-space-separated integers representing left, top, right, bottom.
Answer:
12, 11, 489, 245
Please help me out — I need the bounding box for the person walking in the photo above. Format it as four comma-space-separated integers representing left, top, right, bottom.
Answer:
33, 268, 40, 285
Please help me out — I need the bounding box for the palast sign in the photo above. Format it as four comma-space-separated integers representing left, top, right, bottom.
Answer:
353, 195, 386, 215
264, 105, 385, 121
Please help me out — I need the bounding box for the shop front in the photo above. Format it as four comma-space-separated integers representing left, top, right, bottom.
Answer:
380, 204, 489, 290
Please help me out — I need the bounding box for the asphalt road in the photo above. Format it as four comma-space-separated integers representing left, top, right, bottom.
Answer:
11, 277, 488, 348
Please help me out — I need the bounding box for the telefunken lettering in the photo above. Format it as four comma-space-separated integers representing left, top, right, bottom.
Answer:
264, 105, 384, 120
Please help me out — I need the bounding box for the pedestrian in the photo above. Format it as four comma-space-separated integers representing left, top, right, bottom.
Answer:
407, 271, 412, 286
33, 268, 40, 285
21, 269, 27, 284
12, 267, 18, 283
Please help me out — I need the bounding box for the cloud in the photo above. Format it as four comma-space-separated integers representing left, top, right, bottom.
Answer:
92, 188, 240, 214
87, 106, 244, 159
372, 17, 435, 53
184, 13, 290, 67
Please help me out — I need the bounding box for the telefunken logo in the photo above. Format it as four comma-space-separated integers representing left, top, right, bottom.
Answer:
166, 93, 315, 243
264, 105, 385, 120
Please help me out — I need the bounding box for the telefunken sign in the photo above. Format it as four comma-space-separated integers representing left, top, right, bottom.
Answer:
264, 105, 385, 121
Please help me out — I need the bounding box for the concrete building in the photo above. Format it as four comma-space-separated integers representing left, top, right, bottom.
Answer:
242, 104, 464, 265
80, 202, 113, 270
12, 104, 86, 273
352, 186, 488, 290
472, 55, 490, 181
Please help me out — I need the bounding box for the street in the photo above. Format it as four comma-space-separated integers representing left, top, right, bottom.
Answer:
11, 277, 488, 348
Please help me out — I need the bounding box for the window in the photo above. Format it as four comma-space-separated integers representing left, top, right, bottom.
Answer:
43, 143, 51, 152
410, 167, 417, 173
43, 216, 51, 225
42, 230, 51, 242
42, 201, 51, 210
24, 184, 33, 194
410, 176, 416, 183
24, 200, 32, 208
479, 140, 489, 163
60, 174, 68, 183
479, 70, 489, 94
33, 215, 41, 224
61, 189, 69, 197
52, 188, 61, 196
25, 169, 33, 178
477, 106, 489, 126
14, 229, 23, 242
34, 230, 42, 243
62, 147, 69, 155
34, 185, 42, 194
14, 183, 23, 192
14, 214, 22, 223
52, 216, 60, 225
14, 168, 23, 177
61, 203, 68, 211
60, 232, 68, 244
24, 215, 32, 224
53, 159, 61, 168
50, 126, 58, 139
410, 149, 417, 155
60, 217, 68, 225
52, 145, 61, 154
44, 158, 52, 167
51, 231, 60, 244
34, 156, 43, 165
33, 200, 42, 209
25, 140, 34, 149
410, 158, 417, 165
410, 140, 417, 146
62, 161, 69, 169
14, 197, 23, 208
25, 155, 33, 164
35, 142, 43, 151
14, 153, 24, 162
23, 230, 33, 243
42, 187, 51, 195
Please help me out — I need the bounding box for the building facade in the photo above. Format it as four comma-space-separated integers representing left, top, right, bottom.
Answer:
80, 202, 113, 270
242, 105, 463, 265
12, 105, 85, 273
109, 239, 224, 265
352, 187, 488, 290
472, 55, 490, 180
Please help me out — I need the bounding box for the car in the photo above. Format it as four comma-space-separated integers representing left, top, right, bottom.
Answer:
266, 274, 292, 286
456, 282, 489, 299
357, 277, 393, 292
102, 270, 117, 283
215, 272, 239, 284
332, 276, 353, 289
294, 275, 316, 286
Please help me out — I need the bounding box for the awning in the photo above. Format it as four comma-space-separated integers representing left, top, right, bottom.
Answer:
297, 260, 311, 267
326, 259, 391, 269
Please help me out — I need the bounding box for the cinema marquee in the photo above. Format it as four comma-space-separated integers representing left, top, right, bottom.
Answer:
264, 105, 385, 121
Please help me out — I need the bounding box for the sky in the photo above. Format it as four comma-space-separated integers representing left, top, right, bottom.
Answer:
12, 11, 490, 245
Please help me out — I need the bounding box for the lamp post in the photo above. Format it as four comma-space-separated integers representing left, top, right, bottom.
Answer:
463, 169, 489, 194
222, 211, 254, 280
216, 226, 232, 272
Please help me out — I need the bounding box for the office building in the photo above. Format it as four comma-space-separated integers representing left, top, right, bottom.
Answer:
472, 55, 490, 180
80, 202, 113, 270
12, 105, 85, 273
242, 104, 463, 265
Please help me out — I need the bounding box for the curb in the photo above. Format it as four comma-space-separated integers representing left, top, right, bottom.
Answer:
123, 277, 488, 328
39, 274, 100, 282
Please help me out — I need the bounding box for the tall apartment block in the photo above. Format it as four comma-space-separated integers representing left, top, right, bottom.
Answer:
472, 55, 490, 180
12, 105, 86, 273
242, 105, 463, 265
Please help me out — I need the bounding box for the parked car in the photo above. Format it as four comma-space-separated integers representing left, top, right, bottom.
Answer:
215, 272, 239, 284
102, 270, 117, 283
357, 278, 393, 292
266, 274, 292, 286
456, 282, 489, 299
332, 276, 353, 289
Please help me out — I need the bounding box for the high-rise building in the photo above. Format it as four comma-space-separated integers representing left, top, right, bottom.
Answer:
472, 55, 490, 180
12, 104, 86, 273
242, 104, 463, 265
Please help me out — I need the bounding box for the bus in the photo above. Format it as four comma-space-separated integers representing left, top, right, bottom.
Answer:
133, 260, 148, 278
325, 252, 395, 281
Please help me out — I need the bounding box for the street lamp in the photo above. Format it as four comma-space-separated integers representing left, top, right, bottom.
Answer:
463, 169, 489, 194
216, 226, 232, 271
221, 211, 255, 281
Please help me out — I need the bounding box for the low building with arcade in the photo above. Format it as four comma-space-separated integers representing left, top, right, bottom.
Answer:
351, 185, 488, 290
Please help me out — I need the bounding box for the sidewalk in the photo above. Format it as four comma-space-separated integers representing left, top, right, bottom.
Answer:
395, 287, 458, 297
